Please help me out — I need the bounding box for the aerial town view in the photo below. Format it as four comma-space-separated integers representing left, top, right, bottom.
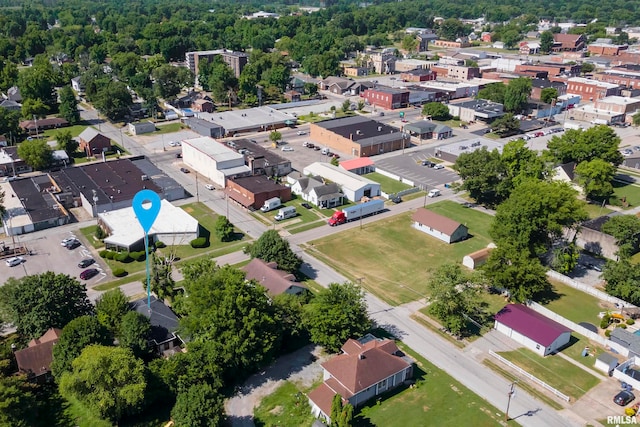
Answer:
4, 0, 640, 426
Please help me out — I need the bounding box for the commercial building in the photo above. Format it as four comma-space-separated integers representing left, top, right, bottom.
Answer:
302, 162, 380, 202
567, 77, 621, 102
195, 106, 296, 136
229, 138, 292, 177
181, 137, 250, 188
447, 99, 505, 123
530, 79, 567, 101
552, 33, 586, 52
399, 69, 437, 82
309, 116, 408, 158
226, 175, 291, 210
430, 65, 480, 81
360, 87, 410, 110
184, 117, 225, 138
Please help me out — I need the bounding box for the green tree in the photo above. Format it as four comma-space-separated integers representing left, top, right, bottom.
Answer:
540, 31, 554, 53
545, 125, 623, 165
503, 77, 532, 113
58, 85, 80, 124
550, 242, 580, 274
581, 62, 595, 74
0, 375, 38, 427
602, 215, 640, 259
500, 139, 547, 189
574, 158, 616, 198
342, 99, 352, 113
603, 259, 640, 305
540, 87, 558, 104
421, 102, 450, 120
148, 253, 175, 301
0, 108, 20, 138
269, 130, 282, 144
303, 282, 371, 352
331, 394, 343, 426
501, 30, 522, 49
55, 129, 78, 155
0, 272, 93, 339
118, 311, 151, 359
401, 35, 419, 53
427, 264, 481, 336
93, 81, 133, 121
51, 315, 111, 379
152, 64, 194, 100
477, 82, 506, 104
490, 113, 520, 135
339, 403, 354, 427
357, 100, 365, 111
96, 288, 130, 335
215, 216, 234, 242
453, 147, 508, 207
17, 55, 57, 108
171, 383, 224, 427
17, 138, 52, 170
199, 56, 237, 103
180, 264, 282, 379
21, 98, 48, 119
59, 345, 146, 422
490, 180, 587, 256
484, 244, 550, 302
244, 229, 302, 273
633, 112, 640, 127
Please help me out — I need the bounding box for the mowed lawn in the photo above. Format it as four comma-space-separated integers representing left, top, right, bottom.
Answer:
612, 179, 640, 209
497, 348, 600, 400
363, 172, 413, 194
539, 280, 606, 325
355, 343, 505, 426
309, 201, 493, 305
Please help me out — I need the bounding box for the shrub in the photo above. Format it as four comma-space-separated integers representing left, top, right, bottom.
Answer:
605, 330, 612, 337
155, 241, 166, 249
600, 314, 612, 329
112, 268, 127, 277
99, 250, 109, 258
105, 251, 116, 260
190, 237, 208, 248
621, 324, 628, 329
627, 318, 635, 325
95, 227, 107, 240
115, 252, 132, 263
131, 251, 146, 262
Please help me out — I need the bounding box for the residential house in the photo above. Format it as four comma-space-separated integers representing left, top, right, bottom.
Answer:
192, 98, 215, 113
78, 127, 112, 156
308, 334, 414, 424
610, 328, 640, 358
242, 258, 307, 296
576, 214, 624, 260
3, 86, 22, 102
290, 175, 343, 208
71, 76, 85, 94
494, 304, 572, 356
14, 328, 62, 382
283, 90, 302, 102
411, 208, 469, 244
519, 41, 541, 55
130, 296, 184, 355
0, 99, 20, 111
19, 118, 69, 135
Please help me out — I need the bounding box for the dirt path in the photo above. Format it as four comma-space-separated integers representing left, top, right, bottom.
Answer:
225, 344, 328, 427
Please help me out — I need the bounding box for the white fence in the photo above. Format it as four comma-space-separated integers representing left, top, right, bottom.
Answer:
381, 187, 420, 200
375, 168, 415, 187
546, 270, 636, 308
488, 350, 571, 402
527, 302, 630, 357
613, 357, 640, 390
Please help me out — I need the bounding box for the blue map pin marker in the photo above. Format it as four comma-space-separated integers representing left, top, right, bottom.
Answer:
132, 190, 161, 233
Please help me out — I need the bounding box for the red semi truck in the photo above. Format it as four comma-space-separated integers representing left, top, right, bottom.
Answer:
328, 199, 385, 226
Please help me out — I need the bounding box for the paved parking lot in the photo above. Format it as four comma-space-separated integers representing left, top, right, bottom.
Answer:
2, 228, 108, 287
374, 148, 461, 191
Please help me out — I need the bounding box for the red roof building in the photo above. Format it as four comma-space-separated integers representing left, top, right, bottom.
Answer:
411, 208, 468, 244
242, 258, 307, 296
308, 334, 413, 425
14, 328, 62, 381
338, 157, 375, 175
552, 34, 586, 52
494, 304, 572, 356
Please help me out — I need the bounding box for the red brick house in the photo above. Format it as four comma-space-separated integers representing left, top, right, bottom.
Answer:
78, 127, 112, 156
309, 335, 414, 425
360, 87, 409, 110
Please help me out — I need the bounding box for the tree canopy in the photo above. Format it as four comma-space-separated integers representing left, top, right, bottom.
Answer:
96, 287, 130, 335
17, 139, 53, 170
244, 229, 302, 273
421, 102, 450, 120
545, 125, 623, 166
0, 272, 93, 339
602, 215, 640, 259
171, 383, 224, 427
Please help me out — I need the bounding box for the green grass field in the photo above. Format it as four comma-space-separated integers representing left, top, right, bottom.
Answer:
611, 179, 640, 209
150, 122, 183, 135
540, 280, 606, 325
355, 343, 506, 426
253, 381, 317, 427
497, 348, 600, 400
363, 172, 413, 194
583, 202, 614, 219
309, 201, 494, 305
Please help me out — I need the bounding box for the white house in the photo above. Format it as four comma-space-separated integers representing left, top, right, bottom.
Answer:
302, 162, 380, 202
494, 304, 572, 356
411, 208, 468, 244
182, 137, 250, 188
290, 175, 343, 208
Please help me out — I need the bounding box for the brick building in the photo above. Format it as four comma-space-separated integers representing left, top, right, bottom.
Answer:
596, 69, 640, 89
226, 175, 291, 210
430, 65, 480, 81
514, 62, 581, 77
552, 34, 586, 52
530, 79, 567, 101
594, 96, 640, 114
588, 43, 629, 56
566, 77, 621, 101
78, 127, 112, 156
360, 87, 410, 110
400, 69, 437, 82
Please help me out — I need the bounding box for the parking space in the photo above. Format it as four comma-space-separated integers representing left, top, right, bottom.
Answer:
134, 128, 200, 154
3, 230, 108, 286
374, 148, 460, 191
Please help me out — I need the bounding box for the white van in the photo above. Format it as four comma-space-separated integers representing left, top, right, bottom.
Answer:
261, 197, 282, 212
275, 206, 297, 221
428, 189, 441, 198
321, 147, 331, 155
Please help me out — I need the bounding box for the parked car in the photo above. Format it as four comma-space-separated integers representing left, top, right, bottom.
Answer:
433, 164, 445, 170
5, 256, 24, 267
614, 390, 635, 406
66, 240, 81, 250
168, 141, 181, 147
622, 149, 633, 157
61, 237, 76, 246
78, 258, 95, 268
180, 167, 190, 173
391, 195, 402, 203
205, 184, 215, 190
586, 263, 602, 272
281, 146, 294, 152
313, 146, 321, 151
297, 130, 306, 135
301, 203, 312, 209
422, 160, 434, 167
79, 268, 99, 280
330, 153, 340, 159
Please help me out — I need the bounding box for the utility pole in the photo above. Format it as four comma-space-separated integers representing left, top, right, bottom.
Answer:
195, 171, 199, 203
505, 381, 518, 421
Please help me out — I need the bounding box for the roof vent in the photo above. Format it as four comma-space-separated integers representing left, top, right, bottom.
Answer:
356, 130, 362, 135
358, 353, 365, 360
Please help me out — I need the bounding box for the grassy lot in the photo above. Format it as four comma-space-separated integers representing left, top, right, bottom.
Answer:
41, 124, 89, 140
583, 202, 614, 219
287, 219, 327, 234
363, 172, 413, 194
561, 333, 607, 370
253, 381, 317, 427
308, 201, 494, 305
539, 279, 606, 325
150, 122, 183, 135
355, 343, 506, 426
497, 348, 600, 400
611, 179, 640, 209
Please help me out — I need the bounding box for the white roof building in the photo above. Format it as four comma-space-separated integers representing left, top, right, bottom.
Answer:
182, 137, 250, 188
302, 162, 380, 202
100, 199, 199, 251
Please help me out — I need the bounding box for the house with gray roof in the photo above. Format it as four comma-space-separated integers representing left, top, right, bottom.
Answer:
610, 328, 640, 357
290, 175, 344, 208
130, 296, 183, 355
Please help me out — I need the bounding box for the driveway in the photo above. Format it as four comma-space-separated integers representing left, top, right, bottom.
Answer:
225, 344, 327, 427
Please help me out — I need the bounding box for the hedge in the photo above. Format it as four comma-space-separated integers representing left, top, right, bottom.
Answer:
99, 250, 109, 258
190, 237, 208, 248
113, 268, 127, 277
130, 251, 146, 262
115, 252, 132, 263
155, 241, 166, 249
105, 251, 116, 260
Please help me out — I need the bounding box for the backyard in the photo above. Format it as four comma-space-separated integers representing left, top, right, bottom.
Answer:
363, 172, 413, 194
539, 280, 608, 326
307, 201, 494, 305
611, 179, 640, 209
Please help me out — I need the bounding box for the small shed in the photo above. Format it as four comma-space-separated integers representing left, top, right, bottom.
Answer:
494, 304, 572, 356
411, 208, 468, 244
595, 352, 619, 376
462, 244, 495, 269
129, 121, 156, 135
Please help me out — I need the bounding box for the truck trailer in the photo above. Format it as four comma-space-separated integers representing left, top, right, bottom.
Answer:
328, 199, 384, 226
